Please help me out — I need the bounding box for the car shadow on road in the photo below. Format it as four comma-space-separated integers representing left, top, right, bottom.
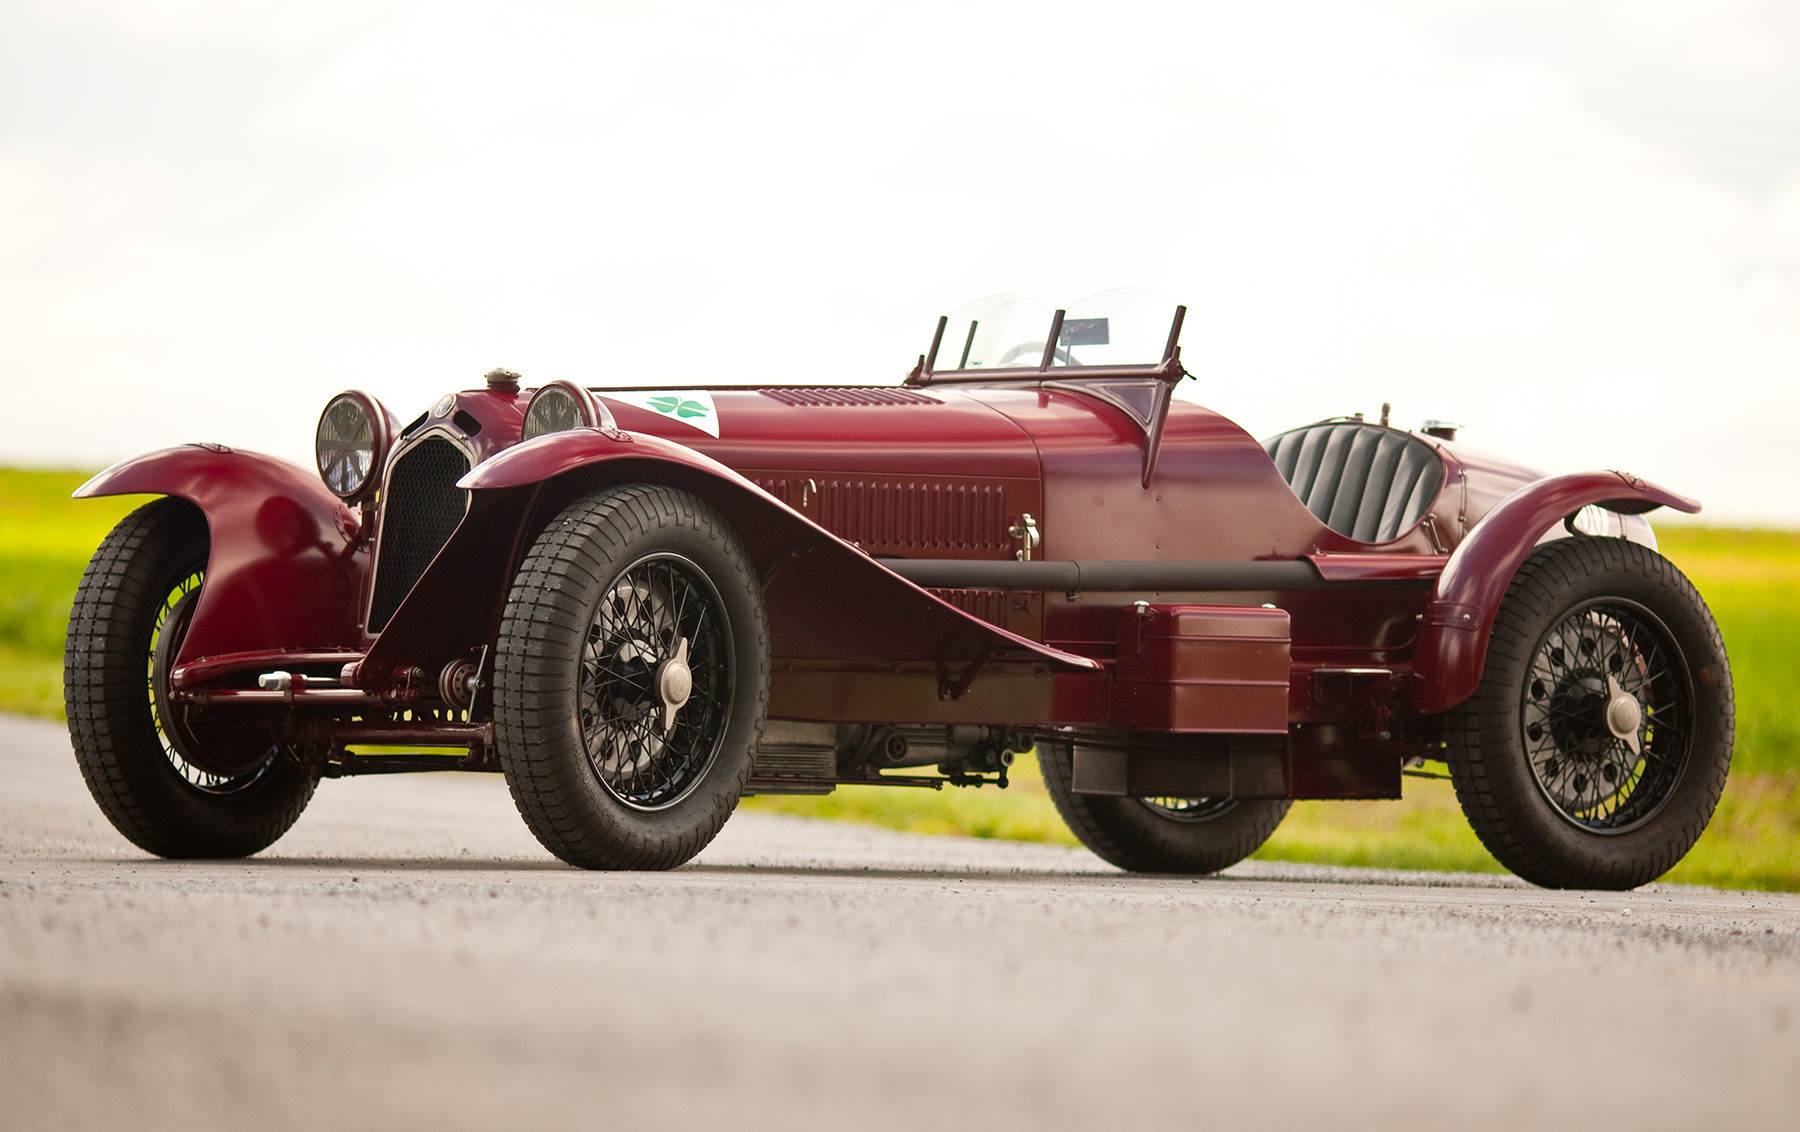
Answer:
37, 854, 579, 873
678, 861, 1531, 890
28, 854, 1526, 890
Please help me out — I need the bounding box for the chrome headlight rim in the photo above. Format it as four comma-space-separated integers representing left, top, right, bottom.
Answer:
315, 389, 392, 503
521, 381, 615, 442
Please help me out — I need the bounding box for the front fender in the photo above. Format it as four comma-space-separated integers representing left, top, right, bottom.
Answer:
1411, 470, 1699, 713
457, 426, 708, 492
76, 445, 366, 667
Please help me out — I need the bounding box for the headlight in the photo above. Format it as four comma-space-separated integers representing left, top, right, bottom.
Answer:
315, 390, 391, 502
521, 380, 612, 442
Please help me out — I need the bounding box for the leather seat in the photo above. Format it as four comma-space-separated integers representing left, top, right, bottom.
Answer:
1263, 422, 1444, 543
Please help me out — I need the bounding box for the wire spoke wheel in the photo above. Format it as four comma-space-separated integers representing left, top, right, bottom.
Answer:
577, 554, 732, 811
1444, 537, 1732, 890
1520, 600, 1690, 834
148, 573, 278, 795
495, 485, 768, 871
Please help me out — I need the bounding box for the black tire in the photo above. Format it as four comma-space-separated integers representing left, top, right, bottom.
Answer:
1444, 537, 1733, 890
63, 498, 318, 858
494, 485, 768, 870
1038, 739, 1291, 873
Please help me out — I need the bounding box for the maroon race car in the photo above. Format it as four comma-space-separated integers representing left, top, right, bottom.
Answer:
64, 293, 1733, 889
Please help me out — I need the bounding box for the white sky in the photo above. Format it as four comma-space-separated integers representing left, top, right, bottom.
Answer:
3, 0, 1798, 525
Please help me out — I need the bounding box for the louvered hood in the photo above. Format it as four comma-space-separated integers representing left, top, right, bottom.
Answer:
595, 386, 1044, 561
594, 386, 1041, 480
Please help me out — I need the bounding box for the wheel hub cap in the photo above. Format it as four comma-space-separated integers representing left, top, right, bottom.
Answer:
1604, 674, 1644, 756
655, 637, 692, 735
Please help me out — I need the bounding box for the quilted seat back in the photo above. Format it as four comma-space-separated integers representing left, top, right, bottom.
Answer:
1262, 422, 1444, 543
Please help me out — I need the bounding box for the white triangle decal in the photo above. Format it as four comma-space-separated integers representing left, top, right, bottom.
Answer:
599, 389, 721, 438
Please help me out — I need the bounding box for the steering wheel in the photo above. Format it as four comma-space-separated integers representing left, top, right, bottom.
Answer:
996, 342, 1081, 367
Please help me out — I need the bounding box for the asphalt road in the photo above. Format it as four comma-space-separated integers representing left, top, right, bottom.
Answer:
2, 713, 1797, 1132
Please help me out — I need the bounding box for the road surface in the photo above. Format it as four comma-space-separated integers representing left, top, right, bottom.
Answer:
2, 713, 1796, 1130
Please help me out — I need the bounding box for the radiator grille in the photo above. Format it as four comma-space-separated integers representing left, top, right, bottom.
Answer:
367, 436, 471, 633
813, 480, 1009, 554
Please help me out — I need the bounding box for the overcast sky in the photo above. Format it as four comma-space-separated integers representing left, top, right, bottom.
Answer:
4, 0, 1798, 525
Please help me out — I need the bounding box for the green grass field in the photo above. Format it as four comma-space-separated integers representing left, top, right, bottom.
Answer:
4, 467, 1795, 890
0, 470, 149, 719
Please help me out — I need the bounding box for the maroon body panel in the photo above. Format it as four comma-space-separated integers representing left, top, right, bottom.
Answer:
1433, 441, 1557, 548
972, 390, 1348, 560
75, 446, 367, 670
1410, 470, 1701, 713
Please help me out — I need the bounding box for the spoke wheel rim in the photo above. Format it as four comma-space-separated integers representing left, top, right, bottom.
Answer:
1520, 598, 1693, 835
1138, 796, 1237, 822
149, 574, 276, 795
576, 552, 734, 812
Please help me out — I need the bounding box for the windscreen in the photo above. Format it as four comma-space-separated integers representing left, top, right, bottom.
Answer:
930, 287, 1181, 372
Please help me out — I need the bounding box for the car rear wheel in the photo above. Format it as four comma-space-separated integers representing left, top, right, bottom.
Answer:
1443, 537, 1733, 890
494, 484, 768, 870
64, 498, 318, 858
1038, 739, 1291, 873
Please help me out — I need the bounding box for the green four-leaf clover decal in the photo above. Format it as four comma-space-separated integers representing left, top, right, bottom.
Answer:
647, 395, 711, 420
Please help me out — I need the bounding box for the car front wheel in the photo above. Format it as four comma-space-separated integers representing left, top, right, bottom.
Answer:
64, 498, 318, 858
494, 484, 768, 870
1443, 537, 1733, 890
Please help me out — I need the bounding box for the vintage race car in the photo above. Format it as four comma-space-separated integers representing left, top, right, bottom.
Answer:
64, 293, 1733, 889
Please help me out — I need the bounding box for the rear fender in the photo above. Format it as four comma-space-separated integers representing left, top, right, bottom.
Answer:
1411, 470, 1699, 714
359, 428, 1097, 691
75, 446, 366, 668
